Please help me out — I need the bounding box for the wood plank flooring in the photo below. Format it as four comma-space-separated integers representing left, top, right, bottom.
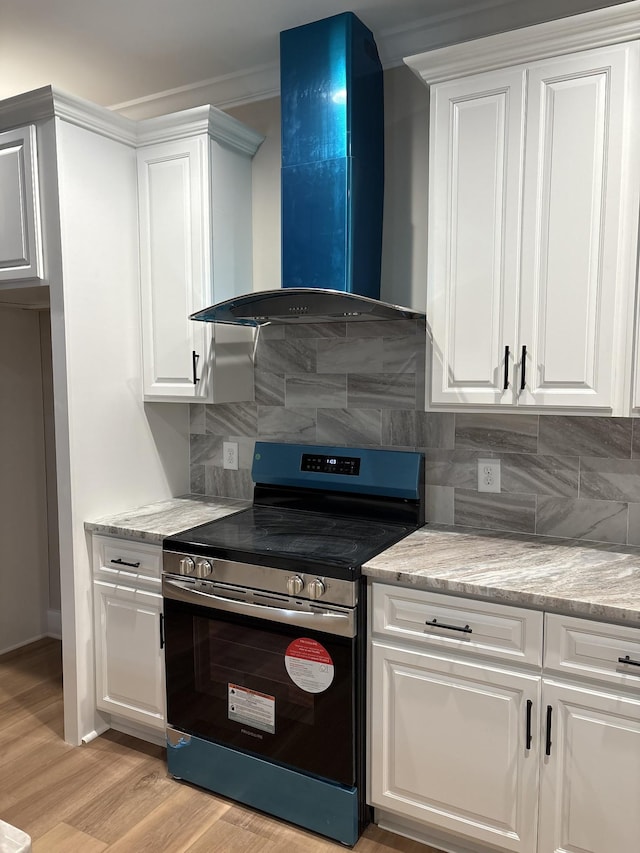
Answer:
0, 639, 440, 852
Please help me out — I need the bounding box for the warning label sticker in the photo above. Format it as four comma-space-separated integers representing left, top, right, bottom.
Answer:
228, 684, 275, 734
285, 638, 335, 694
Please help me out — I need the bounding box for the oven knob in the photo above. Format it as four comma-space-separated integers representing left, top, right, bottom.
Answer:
308, 578, 326, 600
195, 559, 213, 579
286, 575, 304, 595
178, 557, 195, 576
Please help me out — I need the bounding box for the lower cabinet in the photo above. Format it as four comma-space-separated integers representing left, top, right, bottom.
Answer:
369, 583, 640, 853
92, 535, 165, 733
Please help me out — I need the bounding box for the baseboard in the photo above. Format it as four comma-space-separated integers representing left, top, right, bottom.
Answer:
374, 808, 492, 853
47, 609, 62, 639
108, 717, 167, 748
0, 632, 50, 656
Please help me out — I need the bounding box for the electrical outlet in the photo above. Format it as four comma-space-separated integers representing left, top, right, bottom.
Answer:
223, 441, 239, 471
477, 458, 501, 493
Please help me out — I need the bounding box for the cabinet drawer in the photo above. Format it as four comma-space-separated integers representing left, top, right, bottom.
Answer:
93, 535, 162, 588
544, 613, 640, 688
371, 583, 543, 666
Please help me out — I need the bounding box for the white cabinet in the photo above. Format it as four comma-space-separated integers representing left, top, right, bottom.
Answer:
92, 535, 165, 732
407, 31, 640, 413
0, 125, 43, 283
137, 109, 263, 402
369, 584, 640, 853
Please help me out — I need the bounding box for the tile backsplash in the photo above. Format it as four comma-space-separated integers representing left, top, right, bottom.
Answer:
190, 322, 640, 547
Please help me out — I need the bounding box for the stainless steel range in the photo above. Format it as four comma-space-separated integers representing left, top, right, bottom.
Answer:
161, 441, 424, 845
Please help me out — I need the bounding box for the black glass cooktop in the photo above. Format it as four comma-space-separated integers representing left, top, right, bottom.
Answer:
163, 505, 415, 574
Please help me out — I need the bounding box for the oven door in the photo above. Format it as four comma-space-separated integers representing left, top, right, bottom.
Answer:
162, 575, 358, 787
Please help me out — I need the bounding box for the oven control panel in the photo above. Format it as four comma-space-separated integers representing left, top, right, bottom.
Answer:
301, 453, 360, 476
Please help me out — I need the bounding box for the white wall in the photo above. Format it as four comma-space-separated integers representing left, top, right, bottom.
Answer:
0, 307, 49, 653
51, 118, 190, 743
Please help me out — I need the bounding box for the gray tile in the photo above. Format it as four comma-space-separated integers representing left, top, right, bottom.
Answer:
316, 338, 383, 373
257, 406, 317, 442
189, 404, 206, 435
579, 457, 640, 502
426, 485, 455, 525
425, 450, 493, 489
382, 410, 416, 447
347, 373, 416, 409
205, 466, 253, 500
417, 412, 455, 449
536, 496, 627, 544
206, 402, 258, 436
455, 490, 536, 534
286, 374, 347, 408
500, 453, 579, 497
317, 408, 381, 446
346, 319, 419, 338
455, 413, 538, 454
254, 370, 285, 406
631, 420, 640, 459
382, 335, 419, 372
190, 434, 222, 467
256, 339, 317, 373
538, 415, 632, 459
190, 464, 205, 495
284, 322, 346, 339
256, 324, 285, 341
627, 503, 640, 546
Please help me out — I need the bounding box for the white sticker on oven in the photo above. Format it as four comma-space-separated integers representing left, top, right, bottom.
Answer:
285, 638, 334, 693
228, 684, 275, 734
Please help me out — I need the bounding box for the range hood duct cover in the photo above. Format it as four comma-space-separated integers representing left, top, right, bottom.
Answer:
192, 12, 424, 326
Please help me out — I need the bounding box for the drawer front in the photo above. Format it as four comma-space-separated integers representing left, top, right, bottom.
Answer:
371, 583, 543, 667
93, 535, 162, 588
544, 613, 640, 688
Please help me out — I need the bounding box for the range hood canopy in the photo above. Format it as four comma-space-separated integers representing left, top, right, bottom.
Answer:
191, 288, 424, 326
192, 12, 424, 327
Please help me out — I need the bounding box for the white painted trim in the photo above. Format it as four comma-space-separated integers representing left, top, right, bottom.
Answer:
0, 634, 50, 656
136, 105, 264, 154
47, 609, 62, 640
109, 717, 166, 747
405, 0, 640, 84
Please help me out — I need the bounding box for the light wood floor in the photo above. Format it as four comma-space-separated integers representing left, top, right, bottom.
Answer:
0, 638, 440, 853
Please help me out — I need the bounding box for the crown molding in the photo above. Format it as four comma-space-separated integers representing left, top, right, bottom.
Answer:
404, 0, 640, 84
136, 104, 264, 154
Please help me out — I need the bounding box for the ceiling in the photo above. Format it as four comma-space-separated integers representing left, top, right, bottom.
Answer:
0, 0, 631, 114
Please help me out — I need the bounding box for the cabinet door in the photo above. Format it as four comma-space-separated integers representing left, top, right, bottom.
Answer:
93, 580, 165, 729
538, 679, 640, 853
518, 43, 640, 409
0, 126, 43, 282
370, 640, 540, 853
428, 68, 525, 406
137, 137, 213, 400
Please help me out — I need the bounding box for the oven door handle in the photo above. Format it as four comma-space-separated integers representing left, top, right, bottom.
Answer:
162, 576, 356, 638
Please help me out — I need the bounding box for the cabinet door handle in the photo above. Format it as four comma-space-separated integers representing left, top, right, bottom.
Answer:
110, 557, 141, 569
526, 699, 533, 750
545, 705, 553, 756
192, 350, 200, 385
159, 613, 165, 649
425, 618, 472, 634
503, 345, 510, 390
520, 345, 527, 391
618, 654, 640, 667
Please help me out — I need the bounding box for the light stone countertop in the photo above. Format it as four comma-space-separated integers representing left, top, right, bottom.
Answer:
363, 524, 640, 626
84, 495, 250, 544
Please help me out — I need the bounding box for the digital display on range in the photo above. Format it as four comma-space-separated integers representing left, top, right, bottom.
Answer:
301, 453, 361, 476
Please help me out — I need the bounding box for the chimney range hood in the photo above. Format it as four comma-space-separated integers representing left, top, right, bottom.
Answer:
191, 12, 424, 327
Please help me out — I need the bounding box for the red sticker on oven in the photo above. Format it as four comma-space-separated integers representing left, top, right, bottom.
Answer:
285, 638, 334, 693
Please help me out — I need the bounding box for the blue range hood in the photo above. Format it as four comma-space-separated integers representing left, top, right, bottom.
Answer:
191, 12, 424, 326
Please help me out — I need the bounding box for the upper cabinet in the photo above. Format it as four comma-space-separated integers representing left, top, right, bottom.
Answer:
136, 108, 263, 402
406, 8, 640, 414
0, 125, 43, 284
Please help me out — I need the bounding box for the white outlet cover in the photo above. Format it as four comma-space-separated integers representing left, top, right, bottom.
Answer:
477, 458, 501, 493
223, 441, 239, 470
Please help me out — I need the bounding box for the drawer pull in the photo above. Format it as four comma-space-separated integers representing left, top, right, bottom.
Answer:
425, 618, 472, 634
111, 557, 141, 569
526, 699, 533, 750
618, 655, 640, 667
